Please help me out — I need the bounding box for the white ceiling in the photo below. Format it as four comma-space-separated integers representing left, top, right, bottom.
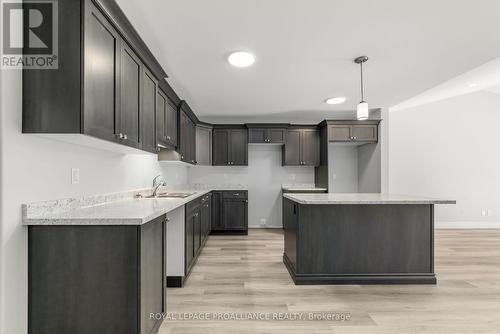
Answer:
116, 0, 500, 122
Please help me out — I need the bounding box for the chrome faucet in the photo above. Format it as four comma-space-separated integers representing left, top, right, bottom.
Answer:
151, 174, 167, 197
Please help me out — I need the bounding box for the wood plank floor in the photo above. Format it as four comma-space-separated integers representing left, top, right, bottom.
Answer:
159, 228, 500, 333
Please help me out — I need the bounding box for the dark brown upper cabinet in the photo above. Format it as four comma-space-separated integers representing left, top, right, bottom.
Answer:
247, 124, 287, 144
327, 121, 379, 143
179, 102, 197, 164
156, 84, 178, 151
196, 124, 212, 165
212, 127, 248, 166
22, 0, 168, 154
119, 42, 142, 148
141, 68, 157, 153
282, 127, 320, 166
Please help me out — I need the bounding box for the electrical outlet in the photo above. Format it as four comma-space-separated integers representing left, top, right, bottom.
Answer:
481, 209, 487, 217
71, 168, 80, 185
260, 218, 267, 226
487, 209, 493, 217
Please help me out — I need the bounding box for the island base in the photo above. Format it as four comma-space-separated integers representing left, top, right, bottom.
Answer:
284, 253, 436, 285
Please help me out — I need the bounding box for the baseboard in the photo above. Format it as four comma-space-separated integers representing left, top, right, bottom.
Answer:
249, 226, 283, 229
435, 221, 500, 229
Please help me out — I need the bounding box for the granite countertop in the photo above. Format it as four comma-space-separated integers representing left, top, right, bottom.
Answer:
23, 185, 247, 226
283, 193, 456, 205
281, 184, 328, 192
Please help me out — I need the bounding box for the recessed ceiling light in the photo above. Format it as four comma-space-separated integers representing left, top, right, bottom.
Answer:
325, 97, 346, 105
469, 83, 478, 88
228, 51, 255, 67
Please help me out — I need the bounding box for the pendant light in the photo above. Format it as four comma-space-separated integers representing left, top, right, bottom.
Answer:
354, 56, 369, 120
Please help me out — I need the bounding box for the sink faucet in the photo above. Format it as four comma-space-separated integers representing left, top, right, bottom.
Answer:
152, 174, 167, 197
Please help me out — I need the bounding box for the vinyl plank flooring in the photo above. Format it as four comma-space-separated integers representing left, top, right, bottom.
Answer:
161, 228, 500, 333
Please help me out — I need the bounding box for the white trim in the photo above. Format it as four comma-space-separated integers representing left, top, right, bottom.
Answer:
435, 221, 500, 229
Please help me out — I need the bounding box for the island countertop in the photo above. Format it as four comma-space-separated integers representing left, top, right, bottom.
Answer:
283, 193, 456, 205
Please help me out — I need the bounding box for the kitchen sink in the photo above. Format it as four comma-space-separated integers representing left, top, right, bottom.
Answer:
154, 192, 196, 198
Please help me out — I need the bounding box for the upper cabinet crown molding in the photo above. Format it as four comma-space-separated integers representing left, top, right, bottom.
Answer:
93, 0, 167, 80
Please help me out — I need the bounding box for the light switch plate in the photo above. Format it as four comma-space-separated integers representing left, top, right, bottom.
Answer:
71, 168, 80, 184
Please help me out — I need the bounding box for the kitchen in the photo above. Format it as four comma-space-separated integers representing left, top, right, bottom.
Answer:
2, 0, 500, 334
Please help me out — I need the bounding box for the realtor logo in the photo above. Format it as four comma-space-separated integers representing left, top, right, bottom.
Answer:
1, 0, 58, 69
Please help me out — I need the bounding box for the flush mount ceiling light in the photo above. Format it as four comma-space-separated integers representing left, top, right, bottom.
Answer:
228, 51, 255, 67
354, 56, 369, 120
325, 96, 347, 105
469, 83, 478, 88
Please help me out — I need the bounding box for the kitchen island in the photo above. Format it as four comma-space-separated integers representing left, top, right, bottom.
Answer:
282, 193, 455, 285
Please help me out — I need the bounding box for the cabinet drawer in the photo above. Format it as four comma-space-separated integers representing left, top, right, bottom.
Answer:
222, 191, 248, 199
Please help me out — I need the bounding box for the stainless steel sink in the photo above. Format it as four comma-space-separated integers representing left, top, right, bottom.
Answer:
154, 192, 196, 198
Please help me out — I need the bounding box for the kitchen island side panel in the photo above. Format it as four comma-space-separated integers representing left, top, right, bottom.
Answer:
297, 204, 433, 275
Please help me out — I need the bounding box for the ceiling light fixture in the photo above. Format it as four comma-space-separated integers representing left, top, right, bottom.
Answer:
325, 97, 347, 105
469, 83, 478, 88
228, 51, 255, 68
354, 56, 369, 120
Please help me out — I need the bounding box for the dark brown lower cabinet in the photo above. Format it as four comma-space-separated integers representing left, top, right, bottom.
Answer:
185, 194, 211, 278
211, 191, 248, 235
28, 215, 167, 334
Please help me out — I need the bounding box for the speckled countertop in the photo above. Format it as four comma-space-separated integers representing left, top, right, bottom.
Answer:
23, 185, 247, 226
281, 183, 327, 192
283, 193, 456, 205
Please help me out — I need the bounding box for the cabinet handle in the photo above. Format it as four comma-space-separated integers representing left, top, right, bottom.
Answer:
245, 200, 248, 203
167, 135, 171, 140
165, 218, 170, 222
118, 133, 124, 139
123, 134, 128, 140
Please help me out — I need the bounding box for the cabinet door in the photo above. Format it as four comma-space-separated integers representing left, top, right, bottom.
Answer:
211, 192, 223, 230
83, 3, 119, 142
185, 212, 194, 272
229, 129, 248, 165
223, 199, 248, 230
141, 69, 157, 153
268, 129, 285, 143
205, 195, 212, 238
212, 129, 229, 165
248, 128, 266, 143
156, 89, 167, 149
328, 125, 351, 141
140, 216, 165, 334
301, 129, 320, 166
200, 197, 210, 242
193, 209, 201, 255
119, 42, 141, 147
189, 119, 197, 164
283, 129, 301, 165
165, 98, 178, 147
179, 111, 189, 162
351, 125, 378, 142
196, 126, 212, 165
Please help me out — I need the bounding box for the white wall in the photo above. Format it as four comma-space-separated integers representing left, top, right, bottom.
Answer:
0, 71, 164, 334
389, 91, 500, 225
187, 145, 314, 227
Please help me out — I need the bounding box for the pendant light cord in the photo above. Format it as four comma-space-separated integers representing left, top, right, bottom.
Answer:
360, 61, 364, 102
